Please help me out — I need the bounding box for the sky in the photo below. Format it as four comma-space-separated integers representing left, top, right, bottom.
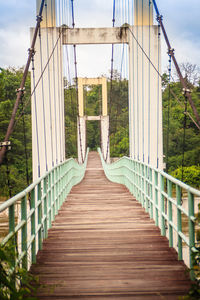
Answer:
0, 0, 199, 78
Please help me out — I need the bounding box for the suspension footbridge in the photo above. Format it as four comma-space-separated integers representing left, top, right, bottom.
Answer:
0, 0, 200, 299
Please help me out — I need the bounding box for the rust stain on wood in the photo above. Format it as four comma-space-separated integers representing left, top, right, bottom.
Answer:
30, 152, 191, 299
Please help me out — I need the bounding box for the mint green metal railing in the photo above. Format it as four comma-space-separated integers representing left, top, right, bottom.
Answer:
98, 148, 200, 280
0, 149, 89, 271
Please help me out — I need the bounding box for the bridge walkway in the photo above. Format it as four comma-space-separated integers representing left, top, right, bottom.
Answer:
30, 152, 191, 299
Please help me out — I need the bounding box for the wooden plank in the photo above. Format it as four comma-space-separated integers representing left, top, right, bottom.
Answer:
30, 151, 191, 299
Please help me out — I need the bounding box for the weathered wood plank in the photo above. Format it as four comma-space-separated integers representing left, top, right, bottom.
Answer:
30, 152, 191, 299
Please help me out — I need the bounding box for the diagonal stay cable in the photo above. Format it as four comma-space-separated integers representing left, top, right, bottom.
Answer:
128, 26, 162, 79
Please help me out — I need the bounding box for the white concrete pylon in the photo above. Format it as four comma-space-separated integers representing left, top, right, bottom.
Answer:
31, 1, 65, 180
36, 0, 56, 28
129, 0, 163, 169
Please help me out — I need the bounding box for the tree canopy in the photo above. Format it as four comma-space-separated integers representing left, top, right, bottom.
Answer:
0, 65, 199, 198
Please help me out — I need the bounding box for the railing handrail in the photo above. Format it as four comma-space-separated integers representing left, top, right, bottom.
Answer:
108, 155, 200, 197
0, 148, 89, 273
0, 157, 74, 213
98, 148, 200, 280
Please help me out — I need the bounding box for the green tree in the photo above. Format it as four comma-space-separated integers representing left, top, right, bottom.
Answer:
0, 67, 32, 198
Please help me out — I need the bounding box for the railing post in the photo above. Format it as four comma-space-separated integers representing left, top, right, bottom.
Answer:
43, 177, 48, 239
55, 167, 58, 215
52, 169, 55, 221
21, 195, 27, 269
131, 160, 134, 195
138, 163, 141, 204
48, 172, 52, 227
9, 204, 16, 269
141, 164, 144, 206
37, 183, 42, 250
176, 185, 183, 260
154, 171, 159, 227
167, 180, 173, 248
30, 189, 36, 264
58, 166, 61, 209
149, 169, 153, 219
188, 191, 195, 280
160, 174, 166, 236
145, 166, 148, 212
61, 165, 64, 205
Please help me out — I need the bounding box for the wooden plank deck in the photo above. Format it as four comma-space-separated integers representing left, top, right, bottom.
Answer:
30, 151, 191, 299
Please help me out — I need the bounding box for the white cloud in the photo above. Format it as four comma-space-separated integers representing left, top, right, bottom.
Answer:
0, 0, 199, 76
0, 27, 30, 68
76, 44, 112, 77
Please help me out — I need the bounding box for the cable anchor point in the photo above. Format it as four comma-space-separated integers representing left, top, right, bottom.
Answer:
16, 87, 25, 94
156, 15, 163, 22
36, 15, 43, 22
168, 48, 174, 56
182, 88, 191, 96
0, 141, 11, 151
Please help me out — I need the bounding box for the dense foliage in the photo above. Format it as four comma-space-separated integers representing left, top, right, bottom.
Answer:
162, 72, 200, 186
0, 243, 38, 299
65, 72, 129, 158
0, 68, 32, 198
0, 66, 199, 198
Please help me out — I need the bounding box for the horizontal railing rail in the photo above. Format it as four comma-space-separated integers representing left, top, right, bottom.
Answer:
98, 148, 200, 280
0, 149, 89, 272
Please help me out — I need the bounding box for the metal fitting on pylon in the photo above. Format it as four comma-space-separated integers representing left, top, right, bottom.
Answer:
36, 15, 43, 22
182, 88, 191, 95
168, 48, 174, 56
16, 87, 25, 93
0, 141, 11, 151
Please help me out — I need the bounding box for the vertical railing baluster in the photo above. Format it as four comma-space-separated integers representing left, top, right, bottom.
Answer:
131, 161, 134, 196
37, 183, 42, 250
48, 172, 52, 227
55, 167, 58, 215
9, 204, 16, 269
142, 165, 144, 205
43, 178, 48, 239
138, 164, 141, 203
146, 166, 149, 212
160, 174, 166, 236
167, 180, 173, 248
30, 189, 36, 264
58, 166, 62, 209
176, 185, 183, 260
52, 169, 55, 221
149, 168, 153, 219
61, 165, 64, 205
21, 195, 27, 269
154, 171, 159, 227
188, 191, 195, 280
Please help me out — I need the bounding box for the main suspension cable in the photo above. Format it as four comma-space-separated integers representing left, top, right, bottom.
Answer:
152, 0, 200, 128
0, 0, 46, 165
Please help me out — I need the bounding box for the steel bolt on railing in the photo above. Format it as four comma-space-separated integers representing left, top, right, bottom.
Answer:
98, 148, 200, 280
0, 149, 89, 273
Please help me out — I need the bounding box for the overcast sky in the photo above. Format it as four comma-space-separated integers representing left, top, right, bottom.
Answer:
0, 0, 199, 77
